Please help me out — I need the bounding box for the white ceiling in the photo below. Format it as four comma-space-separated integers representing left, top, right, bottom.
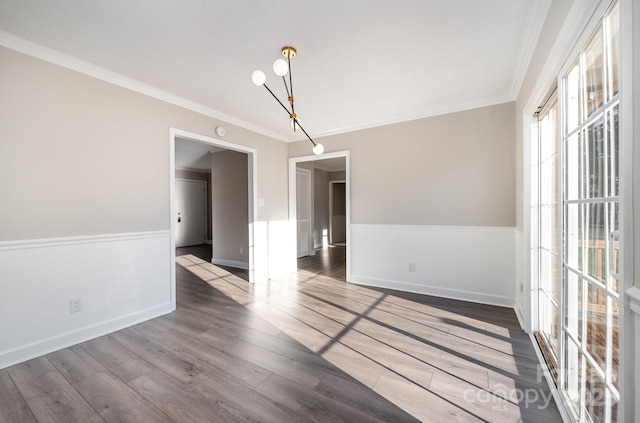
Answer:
0, 0, 549, 143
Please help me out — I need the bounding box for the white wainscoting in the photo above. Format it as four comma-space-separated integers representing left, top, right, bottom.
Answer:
350, 224, 517, 308
0, 231, 173, 369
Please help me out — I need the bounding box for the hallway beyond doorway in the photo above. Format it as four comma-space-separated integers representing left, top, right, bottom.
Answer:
297, 245, 346, 281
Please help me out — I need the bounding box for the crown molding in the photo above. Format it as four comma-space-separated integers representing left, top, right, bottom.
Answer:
509, 0, 553, 98
522, 0, 604, 116
0, 30, 288, 142
304, 93, 516, 141
1, 29, 529, 145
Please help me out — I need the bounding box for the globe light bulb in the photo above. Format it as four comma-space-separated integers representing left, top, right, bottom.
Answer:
251, 70, 266, 86
273, 59, 289, 77
313, 143, 324, 155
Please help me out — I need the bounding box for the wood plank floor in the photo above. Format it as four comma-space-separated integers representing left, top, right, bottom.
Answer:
0, 244, 563, 422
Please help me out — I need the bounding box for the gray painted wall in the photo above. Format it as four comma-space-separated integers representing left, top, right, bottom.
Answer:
0, 47, 289, 242
210, 150, 249, 266
289, 102, 516, 227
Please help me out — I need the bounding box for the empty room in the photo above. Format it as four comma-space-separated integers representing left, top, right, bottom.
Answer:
1, 1, 638, 422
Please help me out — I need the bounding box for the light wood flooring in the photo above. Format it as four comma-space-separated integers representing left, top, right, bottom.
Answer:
0, 245, 562, 422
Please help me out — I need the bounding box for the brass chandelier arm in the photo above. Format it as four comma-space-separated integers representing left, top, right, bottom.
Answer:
261, 84, 317, 147
288, 55, 295, 117
262, 83, 292, 116
281, 75, 297, 132
282, 76, 292, 103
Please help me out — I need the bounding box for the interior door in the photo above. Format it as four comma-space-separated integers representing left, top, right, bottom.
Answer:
330, 181, 346, 244
175, 179, 206, 248
296, 168, 312, 258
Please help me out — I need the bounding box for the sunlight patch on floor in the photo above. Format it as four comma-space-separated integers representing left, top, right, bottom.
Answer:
178, 254, 543, 422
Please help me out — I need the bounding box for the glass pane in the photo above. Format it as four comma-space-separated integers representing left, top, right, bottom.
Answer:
540, 100, 559, 157
566, 338, 582, 412
566, 203, 582, 271
549, 151, 559, 248
540, 162, 549, 205
585, 361, 606, 423
586, 203, 607, 283
551, 203, 560, 254
585, 116, 605, 199
540, 290, 551, 337
565, 62, 581, 132
605, 2, 620, 100
610, 397, 619, 423
540, 114, 551, 159
541, 205, 550, 248
586, 283, 607, 369
551, 154, 559, 200
611, 297, 619, 390
608, 105, 619, 197
566, 270, 582, 341
584, 28, 604, 118
540, 250, 550, 292
566, 132, 581, 200
551, 251, 560, 304
550, 101, 559, 152
549, 303, 560, 355
609, 202, 620, 293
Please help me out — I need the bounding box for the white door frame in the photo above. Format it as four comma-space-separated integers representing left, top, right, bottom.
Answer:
288, 150, 351, 281
169, 128, 258, 309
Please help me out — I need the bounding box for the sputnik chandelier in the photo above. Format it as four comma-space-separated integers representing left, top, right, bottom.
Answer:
252, 46, 324, 155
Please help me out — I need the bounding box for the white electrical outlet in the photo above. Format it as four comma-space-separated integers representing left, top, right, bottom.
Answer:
70, 297, 83, 313
409, 263, 416, 272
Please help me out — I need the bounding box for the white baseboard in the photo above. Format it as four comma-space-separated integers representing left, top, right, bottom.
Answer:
211, 258, 249, 270
350, 275, 514, 308
0, 303, 172, 370
0, 231, 173, 370
350, 224, 517, 309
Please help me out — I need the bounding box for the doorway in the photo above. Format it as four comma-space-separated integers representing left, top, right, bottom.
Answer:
169, 128, 257, 309
288, 151, 350, 281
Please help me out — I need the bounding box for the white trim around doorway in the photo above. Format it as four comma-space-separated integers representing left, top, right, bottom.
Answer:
288, 150, 351, 282
169, 128, 258, 310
